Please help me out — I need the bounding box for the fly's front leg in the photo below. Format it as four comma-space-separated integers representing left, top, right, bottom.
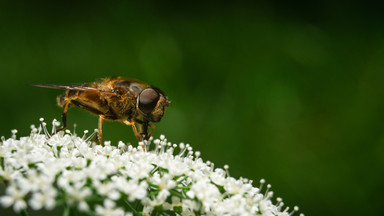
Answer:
123, 120, 142, 141
124, 119, 146, 151
146, 123, 156, 140
135, 119, 153, 141
133, 118, 147, 141
140, 121, 149, 141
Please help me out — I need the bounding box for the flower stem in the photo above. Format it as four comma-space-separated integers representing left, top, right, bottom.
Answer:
20, 210, 29, 216
124, 200, 137, 214
63, 207, 70, 216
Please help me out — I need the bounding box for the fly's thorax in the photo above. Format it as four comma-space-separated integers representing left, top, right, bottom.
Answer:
111, 79, 149, 98
106, 93, 138, 119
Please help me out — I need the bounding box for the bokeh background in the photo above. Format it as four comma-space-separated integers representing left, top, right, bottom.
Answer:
1, 0, 384, 215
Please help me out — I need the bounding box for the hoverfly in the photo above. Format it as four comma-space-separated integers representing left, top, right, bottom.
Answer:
32, 77, 170, 145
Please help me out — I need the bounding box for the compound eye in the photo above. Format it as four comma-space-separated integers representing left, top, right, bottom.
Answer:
138, 88, 160, 114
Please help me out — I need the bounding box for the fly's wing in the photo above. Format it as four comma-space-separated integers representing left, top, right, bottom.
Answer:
30, 83, 118, 95
31, 83, 120, 115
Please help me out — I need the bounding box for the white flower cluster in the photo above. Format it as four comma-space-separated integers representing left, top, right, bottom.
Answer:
0, 119, 303, 216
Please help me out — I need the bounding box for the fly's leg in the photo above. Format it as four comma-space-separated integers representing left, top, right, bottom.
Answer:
97, 115, 104, 145
146, 124, 156, 140
124, 120, 145, 151
123, 120, 141, 141
135, 119, 154, 141
52, 101, 70, 136
140, 121, 148, 141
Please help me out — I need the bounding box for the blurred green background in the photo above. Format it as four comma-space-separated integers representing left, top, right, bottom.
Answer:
1, 0, 384, 215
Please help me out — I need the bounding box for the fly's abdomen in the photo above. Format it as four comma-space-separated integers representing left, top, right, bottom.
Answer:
58, 90, 110, 116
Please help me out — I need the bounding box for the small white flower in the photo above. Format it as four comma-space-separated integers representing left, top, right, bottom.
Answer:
210, 168, 227, 186
65, 181, 91, 211
182, 199, 200, 213
0, 185, 27, 212
28, 188, 56, 210
95, 199, 129, 216
94, 181, 121, 200
126, 180, 148, 202
189, 178, 221, 212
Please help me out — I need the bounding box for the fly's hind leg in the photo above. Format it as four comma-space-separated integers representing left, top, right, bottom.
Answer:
52, 101, 70, 136
97, 115, 104, 145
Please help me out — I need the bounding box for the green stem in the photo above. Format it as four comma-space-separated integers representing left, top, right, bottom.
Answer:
20, 210, 29, 216
124, 200, 137, 214
0, 157, 5, 170
63, 207, 70, 216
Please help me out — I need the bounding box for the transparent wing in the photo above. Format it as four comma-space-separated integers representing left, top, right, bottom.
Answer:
29, 83, 117, 94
